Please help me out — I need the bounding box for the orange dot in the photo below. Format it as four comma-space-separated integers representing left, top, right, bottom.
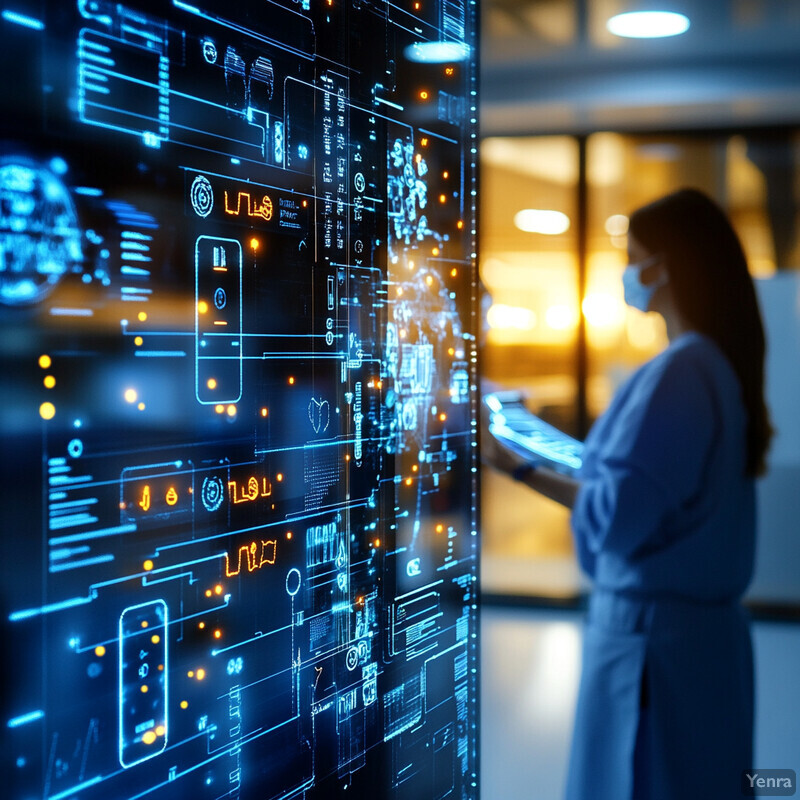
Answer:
374, 539, 381, 547
250, 237, 259, 251
421, 137, 429, 146
143, 560, 154, 571
199, 621, 206, 629
141, 621, 149, 628
215, 404, 225, 414
155, 725, 165, 736
412, 464, 418, 472
95, 645, 106, 657
288, 376, 295, 385
448, 347, 455, 356
260, 407, 268, 417
286, 531, 293, 540
43, 375, 56, 389
138, 311, 147, 322
439, 413, 447, 421
142, 730, 157, 745
39, 402, 56, 420
134, 336, 143, 346
439, 194, 446, 204
419, 90, 428, 100
276, 473, 283, 482
457, 220, 464, 229
207, 378, 217, 390
214, 630, 222, 639
38, 354, 51, 369
196, 668, 206, 680
198, 300, 209, 314
405, 477, 413, 486
436, 524, 444, 533
432, 247, 440, 256
345, 454, 351, 462
443, 171, 449, 179
451, 268, 457, 277
205, 589, 212, 598
226, 404, 236, 416
214, 584, 223, 595
158, 664, 164, 671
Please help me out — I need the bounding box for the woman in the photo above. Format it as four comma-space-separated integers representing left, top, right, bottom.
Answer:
486, 188, 771, 799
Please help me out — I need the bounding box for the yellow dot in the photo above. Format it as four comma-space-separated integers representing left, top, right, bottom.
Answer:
39, 402, 56, 420
451, 268, 457, 277
286, 531, 293, 540
215, 404, 225, 414
141, 685, 149, 693
196, 668, 206, 681
439, 194, 446, 204
276, 473, 283, 482
180, 700, 188, 709
95, 645, 106, 657
412, 464, 418, 472
124, 388, 137, 404
141, 621, 149, 628
207, 378, 217, 390
426, 275, 434, 286
187, 670, 194, 678
443, 171, 449, 179
250, 237, 259, 251
214, 584, 223, 595
288, 376, 295, 385
405, 477, 413, 486
138, 311, 147, 322
142, 730, 157, 745
134, 336, 143, 346
374, 539, 381, 547
260, 407, 268, 417
151, 634, 160, 644
432, 247, 440, 256
448, 347, 455, 356
345, 454, 351, 462
214, 629, 222, 639
199, 621, 206, 629
439, 413, 447, 421
436, 524, 444, 533
143, 560, 154, 571
457, 220, 464, 230
205, 589, 212, 598
39, 354, 51, 369
226, 404, 236, 416
43, 375, 56, 389
198, 300, 208, 314
138, 402, 145, 411
420, 90, 428, 100
155, 725, 165, 736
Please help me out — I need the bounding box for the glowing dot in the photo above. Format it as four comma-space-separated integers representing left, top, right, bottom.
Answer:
180, 701, 188, 709
457, 220, 464, 229
226, 404, 236, 416
38, 354, 51, 369
151, 634, 160, 644
124, 388, 137, 404
448, 347, 455, 355
214, 630, 222, 639
250, 237, 259, 251
43, 375, 56, 389
141, 621, 149, 628
158, 664, 163, 671
207, 378, 217, 390
421, 137, 429, 146
214, 584, 223, 595
415, 154, 421, 164
345, 454, 351, 462
134, 336, 143, 346
414, 1, 419, 8
426, 275, 434, 286
205, 589, 212, 598
396, 286, 403, 296
286, 531, 293, 540
187, 670, 194, 678
302, 199, 308, 207
141, 685, 149, 693
436, 524, 444, 533
142, 730, 157, 745
405, 477, 413, 486
39, 402, 56, 420
198, 300, 209, 314
138, 311, 147, 322
451, 268, 457, 277
276, 473, 284, 482
443, 171, 449, 178
155, 725, 165, 736
215, 404, 225, 414
419, 91, 428, 100
439, 194, 446, 204
143, 560, 154, 571
199, 622, 206, 629
95, 645, 106, 657
445, 67, 454, 76
196, 668, 206, 680
138, 402, 145, 411
374, 539, 381, 547
439, 413, 447, 421
432, 247, 440, 256
412, 464, 418, 472
288, 376, 295, 385
260, 407, 268, 417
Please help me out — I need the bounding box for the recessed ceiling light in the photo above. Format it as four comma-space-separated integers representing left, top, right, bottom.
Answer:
405, 41, 471, 63
514, 209, 570, 235
607, 11, 690, 39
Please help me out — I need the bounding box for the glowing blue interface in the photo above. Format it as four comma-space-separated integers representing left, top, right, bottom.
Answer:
0, 1, 479, 797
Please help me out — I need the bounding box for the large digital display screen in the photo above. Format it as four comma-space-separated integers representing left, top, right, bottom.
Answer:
0, 1, 479, 797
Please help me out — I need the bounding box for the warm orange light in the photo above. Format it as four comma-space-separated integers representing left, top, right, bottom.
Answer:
426, 275, 434, 286
141, 621, 149, 628
405, 477, 413, 486
215, 404, 225, 414
155, 725, 165, 737
143, 559, 154, 571
205, 589, 212, 598
277, 473, 284, 482
432, 247, 440, 256
214, 584, 223, 595
286, 531, 293, 540
198, 300, 208, 314
412, 464, 418, 472
39, 402, 56, 420
345, 454, 351, 461
451, 268, 457, 277
196, 668, 206, 680
141, 685, 149, 694
374, 539, 381, 547
43, 375, 55, 389
436, 524, 444, 533
134, 336, 143, 345
226, 404, 236, 416
419, 90, 428, 100
199, 621, 205, 629
207, 378, 217, 390
187, 670, 194, 678
260, 407, 268, 417
288, 376, 295, 385
448, 347, 455, 355
457, 220, 464, 229
214, 629, 222, 639
138, 311, 147, 322
142, 730, 157, 745
439, 194, 446, 204
95, 645, 106, 657
38, 354, 51, 369
151, 634, 160, 644
443, 171, 449, 179
250, 237, 259, 251
302, 199, 308, 207
421, 137, 429, 146
445, 67, 454, 76
439, 413, 446, 422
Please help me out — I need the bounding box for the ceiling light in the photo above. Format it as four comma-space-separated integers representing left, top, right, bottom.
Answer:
606, 11, 690, 39
405, 41, 471, 63
514, 209, 570, 235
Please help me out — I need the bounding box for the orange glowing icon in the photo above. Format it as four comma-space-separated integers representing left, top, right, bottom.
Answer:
165, 486, 178, 506
138, 484, 151, 512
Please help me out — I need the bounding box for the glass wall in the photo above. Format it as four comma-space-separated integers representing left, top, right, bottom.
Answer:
481, 128, 800, 600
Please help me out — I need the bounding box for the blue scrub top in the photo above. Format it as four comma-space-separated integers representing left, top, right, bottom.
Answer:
566, 332, 755, 800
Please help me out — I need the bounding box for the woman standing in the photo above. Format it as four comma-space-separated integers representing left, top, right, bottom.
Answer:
486, 188, 771, 799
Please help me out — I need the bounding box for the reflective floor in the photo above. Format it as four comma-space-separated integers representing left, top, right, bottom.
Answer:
480, 605, 800, 800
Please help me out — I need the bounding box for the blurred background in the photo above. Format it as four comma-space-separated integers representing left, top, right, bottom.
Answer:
478, 2, 800, 796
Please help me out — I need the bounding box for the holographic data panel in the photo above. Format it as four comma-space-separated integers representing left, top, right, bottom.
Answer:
0, 1, 479, 799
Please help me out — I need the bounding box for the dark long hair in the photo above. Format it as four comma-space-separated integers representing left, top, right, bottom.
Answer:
629, 188, 772, 476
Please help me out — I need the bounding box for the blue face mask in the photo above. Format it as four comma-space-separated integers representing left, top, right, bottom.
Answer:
622, 255, 666, 312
